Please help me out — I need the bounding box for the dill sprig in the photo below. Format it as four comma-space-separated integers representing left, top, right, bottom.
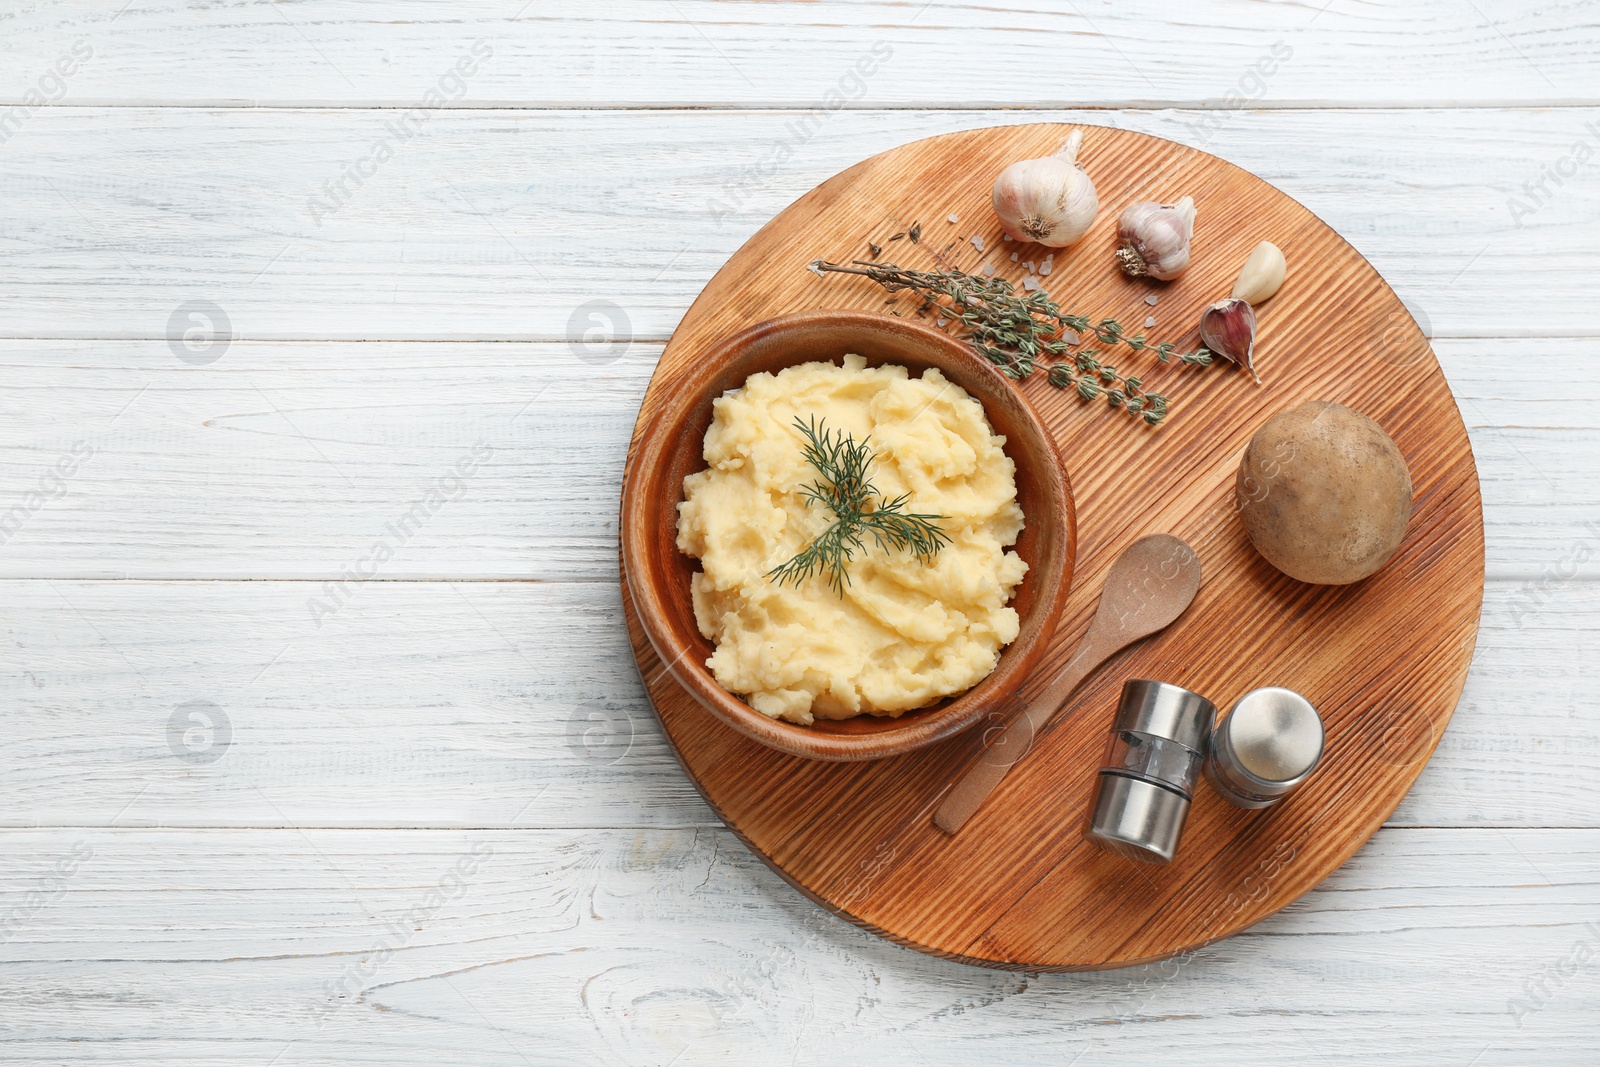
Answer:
808, 258, 1211, 426
766, 416, 951, 596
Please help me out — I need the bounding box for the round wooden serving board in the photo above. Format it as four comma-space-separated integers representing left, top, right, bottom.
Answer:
620, 124, 1485, 970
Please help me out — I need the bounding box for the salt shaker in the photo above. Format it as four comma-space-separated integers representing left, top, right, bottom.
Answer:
1085, 680, 1215, 865
1204, 687, 1325, 809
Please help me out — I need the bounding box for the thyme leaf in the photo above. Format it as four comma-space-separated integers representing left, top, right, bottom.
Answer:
808, 259, 1212, 426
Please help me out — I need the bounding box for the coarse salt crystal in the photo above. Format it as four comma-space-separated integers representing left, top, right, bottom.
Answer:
1002, 234, 1013, 241
982, 263, 995, 276
947, 213, 959, 224
1145, 294, 1159, 306
1144, 315, 1157, 328
971, 235, 984, 252
1023, 276, 1041, 291
1010, 253, 1019, 262
1039, 261, 1052, 276
937, 317, 947, 327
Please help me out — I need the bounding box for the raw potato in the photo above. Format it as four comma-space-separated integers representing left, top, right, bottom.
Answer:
1236, 401, 1413, 585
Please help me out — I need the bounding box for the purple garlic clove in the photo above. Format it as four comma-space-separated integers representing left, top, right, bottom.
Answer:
1200, 297, 1260, 383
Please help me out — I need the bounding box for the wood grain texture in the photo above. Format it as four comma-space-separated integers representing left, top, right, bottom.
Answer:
1, 0, 1596, 1055
0, 827, 1595, 1064
0, 338, 1590, 582
3, 1, 1596, 107
2, 108, 1598, 340
0, 340, 639, 580
935, 534, 1200, 834
622, 123, 1485, 969
0, 576, 1584, 831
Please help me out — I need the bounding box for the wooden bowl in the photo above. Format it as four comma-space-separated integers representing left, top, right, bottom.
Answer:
620, 309, 1076, 761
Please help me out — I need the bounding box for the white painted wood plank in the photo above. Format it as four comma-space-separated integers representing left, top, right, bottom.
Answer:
2, 1, 1595, 108
0, 340, 643, 581
0, 2, 1589, 1056
0, 576, 1589, 830
0, 338, 1589, 580
0, 827, 1595, 1062
0, 579, 690, 831
1, 109, 1595, 340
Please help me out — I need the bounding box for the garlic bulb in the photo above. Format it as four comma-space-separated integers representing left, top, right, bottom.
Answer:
990, 128, 1100, 247
1115, 196, 1196, 281
1231, 241, 1287, 304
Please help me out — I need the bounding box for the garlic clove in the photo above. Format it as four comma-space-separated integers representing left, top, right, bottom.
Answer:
1200, 297, 1260, 383
991, 127, 1100, 248
1231, 241, 1287, 305
1115, 196, 1196, 281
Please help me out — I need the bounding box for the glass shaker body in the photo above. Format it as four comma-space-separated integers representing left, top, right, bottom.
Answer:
1086, 680, 1215, 864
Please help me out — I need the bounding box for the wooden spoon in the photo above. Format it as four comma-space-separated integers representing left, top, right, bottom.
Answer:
933, 533, 1202, 834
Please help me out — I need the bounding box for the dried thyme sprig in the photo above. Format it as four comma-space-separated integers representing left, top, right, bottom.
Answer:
808, 259, 1211, 425
1046, 356, 1169, 425
766, 416, 950, 596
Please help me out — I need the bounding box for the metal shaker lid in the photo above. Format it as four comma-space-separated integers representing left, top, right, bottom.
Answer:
1113, 679, 1216, 753
1225, 687, 1324, 783
1086, 773, 1191, 865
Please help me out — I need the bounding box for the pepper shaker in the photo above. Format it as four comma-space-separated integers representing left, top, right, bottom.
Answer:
1085, 680, 1215, 865
1204, 687, 1324, 809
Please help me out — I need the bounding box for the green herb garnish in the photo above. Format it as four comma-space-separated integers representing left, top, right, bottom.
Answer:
766, 416, 950, 596
808, 258, 1211, 426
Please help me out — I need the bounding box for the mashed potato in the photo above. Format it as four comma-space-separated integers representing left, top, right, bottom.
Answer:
675, 355, 1028, 725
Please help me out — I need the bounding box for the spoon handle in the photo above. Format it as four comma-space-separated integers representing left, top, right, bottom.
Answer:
932, 632, 1109, 834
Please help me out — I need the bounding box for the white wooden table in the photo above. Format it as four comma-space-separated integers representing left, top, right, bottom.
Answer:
2, 3, 1597, 1062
